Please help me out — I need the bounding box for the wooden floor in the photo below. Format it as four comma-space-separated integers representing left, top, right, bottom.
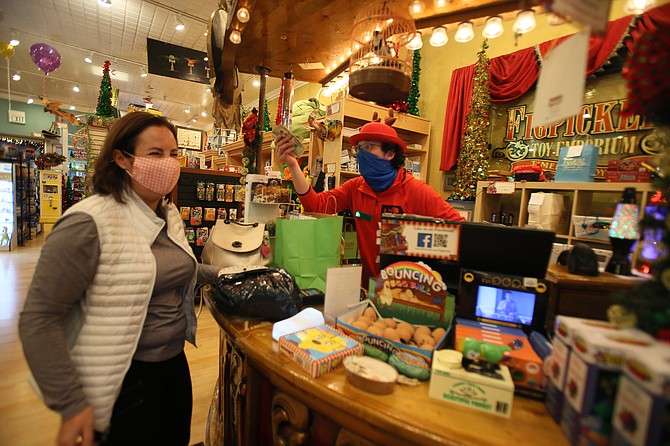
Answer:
0, 235, 220, 445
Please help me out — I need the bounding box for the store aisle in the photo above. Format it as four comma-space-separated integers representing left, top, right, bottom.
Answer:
0, 236, 220, 445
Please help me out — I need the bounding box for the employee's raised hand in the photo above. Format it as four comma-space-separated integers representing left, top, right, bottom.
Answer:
275, 134, 299, 168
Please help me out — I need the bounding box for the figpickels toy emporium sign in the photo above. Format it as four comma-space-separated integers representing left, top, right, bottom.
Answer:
489, 73, 660, 179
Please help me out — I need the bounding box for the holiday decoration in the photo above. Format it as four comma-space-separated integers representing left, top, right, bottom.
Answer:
449, 41, 491, 201
0, 43, 15, 59
275, 87, 284, 126
64, 176, 73, 212
241, 108, 259, 176
29, 43, 62, 75
616, 24, 670, 342
407, 47, 421, 116
388, 99, 409, 114
96, 61, 114, 118
35, 152, 66, 170
263, 98, 271, 131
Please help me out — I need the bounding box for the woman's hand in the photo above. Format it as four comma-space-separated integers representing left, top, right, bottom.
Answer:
275, 134, 299, 168
58, 407, 95, 446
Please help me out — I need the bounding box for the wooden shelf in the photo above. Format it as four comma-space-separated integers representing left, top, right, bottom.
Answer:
473, 181, 658, 246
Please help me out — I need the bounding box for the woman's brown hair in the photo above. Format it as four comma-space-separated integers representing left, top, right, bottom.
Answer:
92, 112, 177, 203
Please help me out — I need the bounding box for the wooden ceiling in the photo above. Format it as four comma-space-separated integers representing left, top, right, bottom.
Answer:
228, 0, 523, 84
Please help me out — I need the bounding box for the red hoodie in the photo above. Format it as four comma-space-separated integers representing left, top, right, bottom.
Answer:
298, 169, 464, 287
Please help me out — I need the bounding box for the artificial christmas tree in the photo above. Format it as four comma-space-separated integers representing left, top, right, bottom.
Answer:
96, 60, 114, 118
449, 41, 491, 201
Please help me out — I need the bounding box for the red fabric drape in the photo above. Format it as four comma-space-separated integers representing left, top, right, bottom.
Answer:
440, 3, 670, 171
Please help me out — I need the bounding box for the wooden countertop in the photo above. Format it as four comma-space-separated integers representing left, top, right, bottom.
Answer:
545, 264, 646, 288
205, 297, 567, 446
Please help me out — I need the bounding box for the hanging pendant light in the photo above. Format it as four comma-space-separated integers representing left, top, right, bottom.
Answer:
483, 16, 504, 39
429, 26, 448, 47
454, 21, 474, 43
406, 31, 423, 50
229, 30, 242, 44
624, 0, 656, 14
513, 9, 536, 34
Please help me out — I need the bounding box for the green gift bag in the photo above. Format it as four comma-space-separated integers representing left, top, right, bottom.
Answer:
274, 215, 344, 291
342, 223, 359, 261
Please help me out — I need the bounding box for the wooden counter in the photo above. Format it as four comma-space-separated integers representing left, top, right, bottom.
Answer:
545, 264, 645, 331
204, 296, 567, 446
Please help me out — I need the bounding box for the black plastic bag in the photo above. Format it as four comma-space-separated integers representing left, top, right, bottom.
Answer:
208, 266, 303, 321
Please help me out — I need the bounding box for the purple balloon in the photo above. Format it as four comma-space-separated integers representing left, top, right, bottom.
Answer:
30, 43, 62, 75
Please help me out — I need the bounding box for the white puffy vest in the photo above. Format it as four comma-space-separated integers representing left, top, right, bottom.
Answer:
62, 191, 197, 431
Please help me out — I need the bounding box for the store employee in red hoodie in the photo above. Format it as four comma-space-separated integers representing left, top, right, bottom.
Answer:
276, 121, 465, 286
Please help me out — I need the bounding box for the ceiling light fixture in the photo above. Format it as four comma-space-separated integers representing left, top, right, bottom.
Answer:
84, 52, 93, 63
9, 31, 20, 47
429, 26, 448, 47
513, 9, 536, 34
69, 105, 76, 110
409, 0, 425, 15
97, 0, 112, 8
252, 79, 260, 87
624, 0, 656, 13
236, 6, 250, 23
454, 21, 474, 42
205, 87, 211, 93
73, 85, 80, 92
229, 29, 242, 44
140, 66, 148, 77
483, 16, 504, 39
406, 31, 423, 51
201, 110, 207, 117
192, 118, 198, 123
27, 98, 34, 104
435, 0, 447, 7
12, 73, 20, 81
175, 15, 185, 31
184, 107, 190, 113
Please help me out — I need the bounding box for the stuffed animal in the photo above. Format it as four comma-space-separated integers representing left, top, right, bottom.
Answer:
0, 226, 10, 246
291, 98, 325, 140
458, 337, 511, 365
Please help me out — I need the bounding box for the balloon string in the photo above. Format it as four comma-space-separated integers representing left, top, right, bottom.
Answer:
42, 77, 46, 98
6, 60, 10, 112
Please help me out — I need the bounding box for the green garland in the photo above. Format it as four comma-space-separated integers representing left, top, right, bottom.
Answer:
407, 48, 421, 116
263, 98, 271, 131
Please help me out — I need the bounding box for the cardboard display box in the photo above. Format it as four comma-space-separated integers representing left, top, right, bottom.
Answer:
278, 325, 363, 378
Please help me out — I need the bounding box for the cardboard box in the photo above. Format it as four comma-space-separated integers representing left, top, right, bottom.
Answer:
429, 349, 514, 418
561, 327, 655, 445
455, 318, 544, 398
278, 325, 363, 378
612, 343, 670, 446
336, 301, 449, 372
605, 171, 651, 183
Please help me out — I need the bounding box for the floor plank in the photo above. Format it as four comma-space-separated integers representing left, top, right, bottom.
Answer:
0, 235, 219, 445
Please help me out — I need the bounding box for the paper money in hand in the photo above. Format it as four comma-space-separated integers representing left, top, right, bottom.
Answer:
272, 124, 306, 158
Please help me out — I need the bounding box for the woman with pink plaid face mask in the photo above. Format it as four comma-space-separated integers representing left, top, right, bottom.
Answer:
20, 112, 222, 446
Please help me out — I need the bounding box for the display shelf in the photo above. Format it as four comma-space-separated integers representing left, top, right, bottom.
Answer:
473, 181, 658, 246
309, 97, 431, 189
169, 168, 243, 261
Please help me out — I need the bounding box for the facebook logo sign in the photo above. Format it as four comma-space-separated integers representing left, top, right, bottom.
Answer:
417, 233, 432, 248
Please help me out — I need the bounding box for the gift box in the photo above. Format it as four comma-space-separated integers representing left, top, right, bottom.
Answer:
612, 343, 670, 446
278, 325, 363, 378
561, 327, 655, 445
605, 171, 652, 183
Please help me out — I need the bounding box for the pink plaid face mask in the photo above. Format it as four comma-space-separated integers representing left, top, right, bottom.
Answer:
124, 152, 181, 196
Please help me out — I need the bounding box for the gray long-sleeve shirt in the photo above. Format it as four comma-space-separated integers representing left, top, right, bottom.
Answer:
19, 209, 219, 420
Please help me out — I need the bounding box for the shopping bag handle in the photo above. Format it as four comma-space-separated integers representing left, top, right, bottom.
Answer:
325, 195, 338, 215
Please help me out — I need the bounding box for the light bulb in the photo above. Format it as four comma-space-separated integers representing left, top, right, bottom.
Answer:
27, 98, 34, 104
513, 9, 536, 34
201, 111, 207, 117
84, 53, 93, 63
236, 7, 250, 23
483, 16, 504, 39
454, 21, 474, 43
12, 73, 20, 81
97, 0, 112, 7
624, 0, 656, 14
229, 30, 241, 44
73, 85, 80, 92
406, 31, 423, 51
409, 0, 425, 15
175, 16, 185, 31
429, 26, 448, 47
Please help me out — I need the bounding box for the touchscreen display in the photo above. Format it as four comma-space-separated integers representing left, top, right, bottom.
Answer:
474, 285, 537, 326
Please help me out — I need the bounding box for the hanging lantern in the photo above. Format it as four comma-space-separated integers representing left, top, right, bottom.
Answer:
348, 1, 416, 105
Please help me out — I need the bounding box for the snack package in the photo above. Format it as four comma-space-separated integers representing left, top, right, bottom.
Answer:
204, 208, 216, 221
272, 124, 305, 158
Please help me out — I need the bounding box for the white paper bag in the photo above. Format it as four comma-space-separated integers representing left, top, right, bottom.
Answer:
527, 193, 568, 233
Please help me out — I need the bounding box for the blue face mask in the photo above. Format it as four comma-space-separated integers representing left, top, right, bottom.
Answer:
357, 147, 398, 192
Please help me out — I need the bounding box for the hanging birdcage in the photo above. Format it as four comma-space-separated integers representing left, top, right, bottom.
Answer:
349, 1, 417, 105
